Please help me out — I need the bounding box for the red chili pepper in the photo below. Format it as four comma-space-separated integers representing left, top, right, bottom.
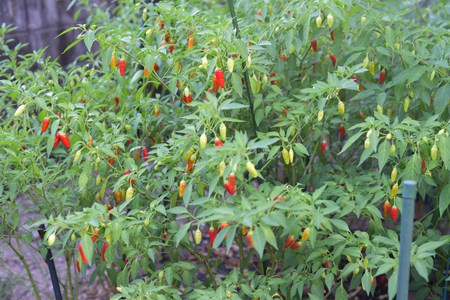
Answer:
214, 139, 223, 147
330, 30, 335, 41
119, 58, 126, 76
124, 170, 135, 185
321, 140, 327, 153
212, 75, 219, 92
91, 229, 99, 243
280, 54, 287, 61
214, 69, 225, 88
384, 201, 392, 218
284, 235, 295, 248
224, 180, 235, 195
311, 39, 317, 52
188, 37, 195, 49
169, 40, 175, 54
41, 117, 50, 133
228, 173, 236, 189
114, 96, 119, 107
78, 243, 88, 264
53, 133, 61, 148
391, 205, 399, 222
339, 125, 345, 141
142, 147, 148, 161
325, 260, 331, 269
290, 241, 301, 249
59, 132, 70, 148
209, 226, 216, 246
76, 259, 80, 272
421, 158, 426, 173
107, 205, 114, 219
101, 242, 109, 261
270, 72, 276, 85
352, 75, 358, 83
329, 54, 337, 66
163, 232, 168, 239
160, 21, 165, 30
379, 70, 386, 84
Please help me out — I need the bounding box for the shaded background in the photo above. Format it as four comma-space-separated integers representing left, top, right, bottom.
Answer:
0, 0, 103, 65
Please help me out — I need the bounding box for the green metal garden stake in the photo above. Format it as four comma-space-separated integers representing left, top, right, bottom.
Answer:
397, 180, 417, 300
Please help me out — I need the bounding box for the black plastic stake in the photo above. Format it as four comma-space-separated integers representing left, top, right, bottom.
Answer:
38, 224, 62, 300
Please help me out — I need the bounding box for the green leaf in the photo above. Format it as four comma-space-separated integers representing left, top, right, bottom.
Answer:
260, 224, 278, 250
248, 138, 278, 150
434, 86, 450, 114
377, 140, 390, 172
231, 73, 243, 97
83, 30, 95, 52
235, 40, 248, 60
417, 240, 447, 254
412, 259, 429, 281
437, 135, 450, 170
174, 222, 191, 247
221, 102, 249, 110
81, 234, 94, 265
439, 184, 450, 217
252, 226, 266, 258
335, 284, 348, 299
293, 143, 309, 156
388, 270, 398, 300
339, 131, 365, 154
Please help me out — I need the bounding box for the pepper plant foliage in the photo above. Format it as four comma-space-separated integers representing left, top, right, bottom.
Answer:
1, 0, 449, 299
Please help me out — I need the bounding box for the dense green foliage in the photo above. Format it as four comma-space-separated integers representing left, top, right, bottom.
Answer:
1, 0, 449, 299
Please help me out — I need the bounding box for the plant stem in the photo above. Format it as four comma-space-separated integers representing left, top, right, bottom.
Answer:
10, 236, 42, 300
227, 0, 257, 137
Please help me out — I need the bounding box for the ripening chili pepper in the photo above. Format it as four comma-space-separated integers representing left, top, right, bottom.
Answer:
73, 149, 82, 163
316, 15, 323, 28
163, 232, 168, 239
126, 186, 134, 201
142, 147, 148, 162
79, 243, 88, 264
209, 226, 216, 247
369, 62, 375, 76
421, 158, 426, 173
391, 205, 398, 221
188, 37, 194, 49
284, 235, 295, 248
391, 166, 398, 182
384, 201, 392, 218
282, 148, 290, 165
329, 54, 337, 66
200, 133, 207, 149
227, 58, 234, 73
60, 132, 70, 148
338, 100, 345, 115
114, 191, 121, 204
246, 161, 258, 178
391, 182, 398, 198
224, 180, 235, 195
214, 69, 225, 88
318, 110, 324, 122
110, 53, 117, 70
311, 39, 318, 52
339, 125, 345, 141
218, 161, 226, 176
101, 242, 109, 261
327, 13, 334, 28
14, 104, 26, 117
379, 70, 386, 84
186, 159, 194, 172
179, 180, 186, 198
289, 148, 294, 164
321, 140, 327, 153
119, 58, 126, 76
280, 54, 287, 61
143, 67, 150, 78
330, 30, 335, 41
53, 132, 61, 148
194, 228, 202, 244
325, 260, 331, 269
246, 230, 254, 248
364, 138, 371, 149
114, 96, 119, 107
48, 232, 56, 246
301, 228, 310, 242
134, 149, 140, 161
290, 241, 301, 249
91, 229, 99, 243
228, 172, 236, 188
431, 144, 438, 161
371, 277, 375, 285
41, 117, 50, 133
219, 123, 226, 141
76, 259, 80, 272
